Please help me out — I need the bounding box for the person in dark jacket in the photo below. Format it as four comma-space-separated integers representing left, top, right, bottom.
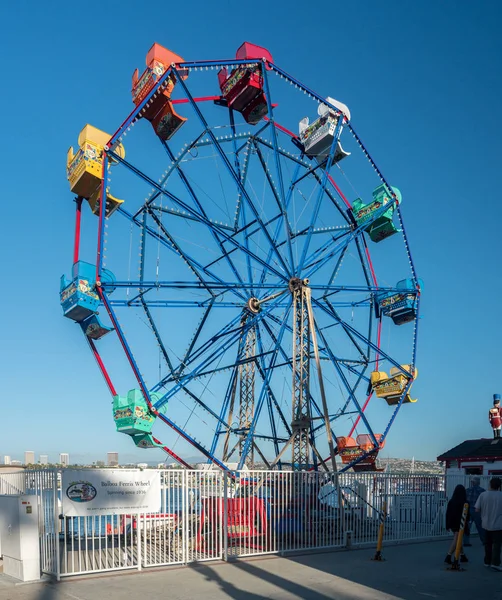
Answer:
445, 484, 469, 564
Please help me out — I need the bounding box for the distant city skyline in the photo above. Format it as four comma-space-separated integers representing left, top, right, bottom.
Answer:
107, 452, 119, 467
1, 450, 152, 465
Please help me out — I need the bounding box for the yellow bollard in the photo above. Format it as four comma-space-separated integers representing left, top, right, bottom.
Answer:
372, 501, 387, 561
448, 502, 468, 571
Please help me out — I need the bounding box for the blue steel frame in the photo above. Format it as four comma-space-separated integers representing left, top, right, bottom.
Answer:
78, 53, 421, 472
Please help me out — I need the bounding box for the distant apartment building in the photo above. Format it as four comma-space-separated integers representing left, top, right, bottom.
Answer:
4, 456, 11, 465
59, 453, 70, 467
24, 451, 35, 465
39, 455, 48, 465
107, 452, 119, 467
96, 460, 105, 467
11, 460, 22, 466
137, 463, 148, 469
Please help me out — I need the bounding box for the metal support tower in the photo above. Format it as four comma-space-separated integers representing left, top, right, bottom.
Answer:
291, 278, 312, 470
239, 325, 256, 467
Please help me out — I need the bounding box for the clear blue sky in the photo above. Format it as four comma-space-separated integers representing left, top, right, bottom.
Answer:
1, 0, 501, 465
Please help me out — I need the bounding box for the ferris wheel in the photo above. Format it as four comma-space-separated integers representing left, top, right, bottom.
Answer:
61, 41, 421, 473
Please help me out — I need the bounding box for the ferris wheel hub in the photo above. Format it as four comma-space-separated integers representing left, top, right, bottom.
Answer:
246, 297, 261, 314
288, 277, 309, 293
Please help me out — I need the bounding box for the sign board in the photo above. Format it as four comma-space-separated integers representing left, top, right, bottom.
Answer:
62, 469, 161, 516
396, 495, 415, 510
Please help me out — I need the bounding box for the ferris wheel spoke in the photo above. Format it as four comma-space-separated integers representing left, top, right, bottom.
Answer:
160, 140, 246, 287
203, 213, 283, 276
173, 69, 293, 279
257, 157, 311, 288
296, 117, 345, 275
153, 289, 287, 403
229, 115, 245, 227
146, 209, 250, 303
353, 236, 376, 286
151, 311, 245, 394
321, 300, 369, 363
326, 244, 350, 289
312, 321, 379, 447
174, 302, 214, 379
178, 385, 229, 429
120, 206, 244, 302
325, 369, 372, 429
313, 297, 406, 373
132, 130, 209, 220
240, 203, 257, 292
300, 230, 353, 275
113, 151, 289, 285
191, 298, 289, 376
182, 349, 275, 381
304, 230, 358, 280
139, 297, 176, 374
251, 134, 294, 274
149, 197, 288, 288
153, 327, 243, 411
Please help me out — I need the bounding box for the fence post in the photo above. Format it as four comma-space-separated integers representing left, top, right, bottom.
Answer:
54, 470, 61, 581
372, 501, 387, 561
223, 473, 228, 561
183, 470, 188, 565
137, 513, 142, 571
448, 503, 468, 571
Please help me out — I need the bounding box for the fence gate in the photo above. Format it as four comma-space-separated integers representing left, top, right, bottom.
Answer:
140, 470, 224, 568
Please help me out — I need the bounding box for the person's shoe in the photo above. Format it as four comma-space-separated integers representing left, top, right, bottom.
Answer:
491, 565, 502, 571
460, 554, 468, 563
484, 563, 491, 568
444, 554, 452, 564
464, 542, 472, 547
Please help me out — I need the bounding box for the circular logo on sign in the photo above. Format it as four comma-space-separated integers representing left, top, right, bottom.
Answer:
66, 481, 97, 503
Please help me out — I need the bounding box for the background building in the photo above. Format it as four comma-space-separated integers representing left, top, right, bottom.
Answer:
24, 451, 35, 465
107, 452, 119, 467
438, 438, 502, 476
39, 455, 48, 465
59, 453, 70, 467
4, 456, 11, 465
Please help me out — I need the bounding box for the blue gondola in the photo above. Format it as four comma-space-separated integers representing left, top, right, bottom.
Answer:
377, 278, 422, 325
60, 261, 115, 338
352, 185, 401, 243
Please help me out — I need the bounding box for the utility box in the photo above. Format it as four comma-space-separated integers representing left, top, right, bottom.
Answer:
0, 495, 40, 581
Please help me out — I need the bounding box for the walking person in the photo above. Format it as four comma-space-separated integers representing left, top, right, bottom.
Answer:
489, 395, 502, 439
464, 476, 486, 546
444, 484, 469, 564
475, 477, 502, 570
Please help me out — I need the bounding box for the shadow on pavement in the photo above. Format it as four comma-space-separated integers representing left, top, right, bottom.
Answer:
284, 539, 502, 600
192, 563, 275, 600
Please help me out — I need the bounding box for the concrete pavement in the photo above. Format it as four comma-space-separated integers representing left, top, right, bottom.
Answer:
0, 540, 499, 600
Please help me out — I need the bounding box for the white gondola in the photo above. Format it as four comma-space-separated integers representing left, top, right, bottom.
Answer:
299, 96, 351, 162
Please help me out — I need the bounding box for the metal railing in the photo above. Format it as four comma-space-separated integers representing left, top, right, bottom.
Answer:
0, 473, 25, 495
0, 468, 482, 579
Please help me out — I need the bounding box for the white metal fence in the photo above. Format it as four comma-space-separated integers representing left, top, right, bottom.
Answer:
0, 469, 486, 579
